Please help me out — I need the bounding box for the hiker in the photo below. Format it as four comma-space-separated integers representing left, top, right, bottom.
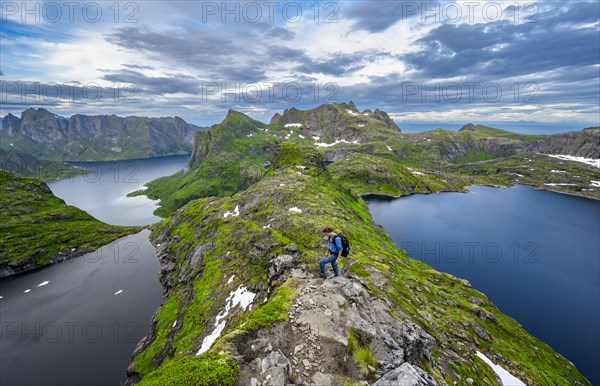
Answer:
320, 227, 342, 279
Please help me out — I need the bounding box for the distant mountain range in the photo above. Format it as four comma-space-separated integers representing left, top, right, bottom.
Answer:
1, 108, 206, 161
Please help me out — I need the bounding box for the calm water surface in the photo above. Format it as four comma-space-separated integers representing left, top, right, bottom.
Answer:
1, 156, 188, 385
367, 185, 600, 384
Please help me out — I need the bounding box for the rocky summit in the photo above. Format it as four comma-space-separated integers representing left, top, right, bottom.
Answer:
125, 142, 590, 386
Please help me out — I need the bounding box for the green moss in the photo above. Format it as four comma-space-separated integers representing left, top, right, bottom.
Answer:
349, 262, 370, 278
0, 170, 142, 270
137, 352, 239, 386
132, 294, 181, 375
237, 278, 297, 331
347, 329, 376, 373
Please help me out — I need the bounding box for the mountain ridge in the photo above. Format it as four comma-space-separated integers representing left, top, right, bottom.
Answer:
1, 108, 206, 161
125, 142, 590, 385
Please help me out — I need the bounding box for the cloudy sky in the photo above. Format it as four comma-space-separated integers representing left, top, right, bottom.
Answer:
1, 0, 599, 130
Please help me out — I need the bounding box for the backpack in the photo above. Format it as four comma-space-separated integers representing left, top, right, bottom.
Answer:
333, 233, 350, 257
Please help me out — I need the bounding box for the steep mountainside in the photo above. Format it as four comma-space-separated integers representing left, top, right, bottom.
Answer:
125, 143, 589, 385
532, 127, 600, 158
1, 108, 205, 161
0, 170, 141, 277
135, 104, 599, 216
0, 148, 88, 181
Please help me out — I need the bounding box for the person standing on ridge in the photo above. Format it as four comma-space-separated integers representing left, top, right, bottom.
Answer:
320, 227, 342, 279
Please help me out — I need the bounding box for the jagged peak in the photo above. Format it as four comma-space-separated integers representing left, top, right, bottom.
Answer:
221, 109, 264, 127
459, 123, 476, 131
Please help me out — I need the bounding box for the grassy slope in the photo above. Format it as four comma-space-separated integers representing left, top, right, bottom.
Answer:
138, 110, 598, 217
0, 170, 142, 269
450, 153, 600, 200
130, 143, 589, 385
0, 149, 89, 181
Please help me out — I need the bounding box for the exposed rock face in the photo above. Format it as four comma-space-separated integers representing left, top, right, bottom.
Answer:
273, 102, 401, 137
459, 123, 476, 131
532, 127, 600, 158
229, 275, 437, 386
1, 108, 205, 161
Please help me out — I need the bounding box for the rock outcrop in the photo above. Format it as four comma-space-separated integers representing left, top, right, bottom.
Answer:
532, 127, 600, 158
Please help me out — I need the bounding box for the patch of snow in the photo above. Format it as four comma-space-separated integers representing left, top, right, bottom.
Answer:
288, 207, 302, 213
246, 133, 253, 137
157, 243, 161, 247
226, 251, 231, 257
358, 124, 365, 127
114, 290, 123, 295
386, 145, 392, 151
296, 165, 306, 169
412, 171, 424, 176
0, 296, 3, 299
346, 109, 359, 116
284, 123, 303, 128
298, 134, 305, 139
476, 352, 526, 386
591, 180, 600, 187
544, 154, 600, 168
427, 138, 431, 142
363, 112, 369, 116
10, 143, 14, 146
37, 281, 50, 287
314, 139, 359, 147
312, 136, 320, 141
262, 224, 271, 229
24, 289, 31, 293
172, 320, 177, 328
551, 170, 566, 173
511, 173, 524, 178
223, 205, 240, 218
197, 286, 256, 355
544, 183, 576, 186
227, 275, 235, 284
279, 183, 285, 187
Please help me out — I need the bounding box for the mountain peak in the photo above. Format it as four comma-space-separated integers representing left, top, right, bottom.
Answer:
459, 123, 476, 131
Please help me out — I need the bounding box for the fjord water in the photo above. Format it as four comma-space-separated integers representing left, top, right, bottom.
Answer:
367, 185, 600, 384
48, 154, 190, 226
1, 156, 189, 385
0, 230, 162, 385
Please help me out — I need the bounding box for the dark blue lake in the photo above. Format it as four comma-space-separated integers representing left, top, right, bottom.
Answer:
1, 156, 189, 385
367, 185, 600, 385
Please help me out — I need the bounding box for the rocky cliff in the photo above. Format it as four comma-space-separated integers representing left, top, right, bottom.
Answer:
125, 143, 589, 386
532, 127, 600, 158
1, 108, 205, 161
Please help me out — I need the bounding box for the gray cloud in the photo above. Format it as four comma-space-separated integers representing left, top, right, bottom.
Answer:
265, 27, 295, 40
102, 70, 201, 95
